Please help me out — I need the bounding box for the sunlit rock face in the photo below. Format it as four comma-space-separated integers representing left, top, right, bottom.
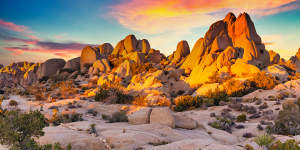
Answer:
286, 48, 300, 72
181, 12, 270, 86
168, 40, 190, 65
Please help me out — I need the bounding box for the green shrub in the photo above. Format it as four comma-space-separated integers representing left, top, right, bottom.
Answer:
254, 134, 274, 149
269, 140, 300, 150
148, 141, 169, 146
102, 111, 128, 123
9, 100, 18, 107
236, 114, 247, 122
0, 110, 49, 150
207, 90, 229, 106
244, 144, 254, 150
52, 113, 84, 126
267, 108, 300, 135
208, 116, 234, 133
174, 96, 203, 112
95, 88, 110, 102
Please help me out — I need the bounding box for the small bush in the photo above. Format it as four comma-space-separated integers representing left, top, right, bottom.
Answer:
248, 72, 278, 90
269, 140, 300, 150
207, 89, 229, 106
51, 113, 84, 126
174, 96, 203, 112
236, 114, 247, 122
94, 83, 133, 104
267, 107, 300, 135
95, 88, 110, 102
148, 141, 169, 146
9, 100, 18, 107
244, 144, 254, 150
208, 116, 234, 133
102, 111, 128, 123
254, 134, 274, 149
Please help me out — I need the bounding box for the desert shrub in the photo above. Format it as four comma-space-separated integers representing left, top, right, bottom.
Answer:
102, 111, 128, 123
0, 110, 48, 150
267, 106, 300, 135
94, 88, 110, 102
208, 116, 234, 133
223, 79, 256, 97
130, 62, 157, 75
87, 109, 98, 116
94, 83, 133, 104
89, 124, 97, 136
244, 144, 254, 150
254, 134, 274, 149
51, 113, 84, 126
174, 96, 203, 112
269, 140, 300, 150
236, 114, 247, 122
207, 89, 229, 106
248, 72, 278, 90
9, 100, 18, 107
148, 141, 169, 146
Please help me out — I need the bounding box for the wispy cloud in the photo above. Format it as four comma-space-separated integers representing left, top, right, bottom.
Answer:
0, 19, 31, 33
110, 0, 298, 34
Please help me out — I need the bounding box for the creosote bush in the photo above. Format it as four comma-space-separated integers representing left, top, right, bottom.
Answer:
236, 114, 247, 122
51, 113, 84, 126
9, 100, 18, 107
208, 116, 234, 133
102, 111, 128, 123
94, 83, 133, 104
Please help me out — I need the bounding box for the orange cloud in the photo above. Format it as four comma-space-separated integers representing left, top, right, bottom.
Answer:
110, 0, 298, 34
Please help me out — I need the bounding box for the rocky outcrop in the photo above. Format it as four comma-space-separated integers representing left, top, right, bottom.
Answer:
181, 12, 269, 86
90, 59, 111, 75
137, 39, 151, 53
169, 40, 190, 65
63, 57, 80, 72
127, 52, 145, 64
264, 64, 288, 82
37, 59, 66, 79
269, 50, 280, 64
80, 46, 99, 70
98, 43, 113, 57
286, 48, 300, 72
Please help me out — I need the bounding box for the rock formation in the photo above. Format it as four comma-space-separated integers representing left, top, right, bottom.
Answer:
269, 50, 280, 64
181, 12, 270, 86
37, 59, 66, 79
286, 48, 300, 72
63, 57, 80, 72
168, 40, 190, 65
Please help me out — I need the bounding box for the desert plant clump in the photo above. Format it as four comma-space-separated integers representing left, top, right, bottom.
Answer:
254, 134, 274, 149
236, 114, 247, 122
51, 113, 84, 126
174, 95, 203, 112
206, 89, 229, 106
247, 72, 278, 90
208, 116, 235, 133
9, 100, 18, 107
267, 103, 300, 135
269, 139, 300, 150
0, 110, 51, 150
148, 141, 169, 146
102, 111, 128, 123
244, 144, 255, 150
94, 83, 133, 104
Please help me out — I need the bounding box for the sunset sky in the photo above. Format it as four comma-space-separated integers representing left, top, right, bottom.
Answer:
0, 0, 299, 66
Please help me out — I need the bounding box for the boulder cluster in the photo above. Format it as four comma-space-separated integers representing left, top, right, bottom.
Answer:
0, 12, 299, 98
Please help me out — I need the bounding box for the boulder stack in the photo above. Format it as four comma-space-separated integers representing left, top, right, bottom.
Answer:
169, 40, 190, 65
181, 12, 270, 86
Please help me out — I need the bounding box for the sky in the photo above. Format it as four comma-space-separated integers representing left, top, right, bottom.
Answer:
0, 0, 299, 66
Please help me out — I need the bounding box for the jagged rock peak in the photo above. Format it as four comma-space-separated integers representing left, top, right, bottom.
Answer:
223, 12, 236, 24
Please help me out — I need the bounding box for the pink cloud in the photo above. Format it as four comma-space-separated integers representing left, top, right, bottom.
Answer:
110, 0, 298, 34
0, 19, 31, 33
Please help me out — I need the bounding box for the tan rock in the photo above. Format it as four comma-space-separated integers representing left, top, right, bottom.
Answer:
193, 83, 223, 96
173, 114, 197, 129
124, 34, 138, 53
114, 60, 132, 78
170, 40, 190, 64
112, 40, 125, 56
127, 52, 145, 64
98, 43, 113, 57
64, 57, 80, 71
137, 39, 151, 53
37, 58, 66, 79
128, 107, 152, 125
150, 107, 175, 128
80, 46, 99, 69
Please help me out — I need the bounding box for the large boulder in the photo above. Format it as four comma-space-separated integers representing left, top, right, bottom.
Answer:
80, 46, 99, 70
169, 40, 190, 64
37, 127, 107, 150
128, 107, 152, 125
98, 43, 113, 57
37, 58, 66, 79
230, 59, 260, 77
264, 64, 289, 82
137, 39, 151, 53
150, 107, 175, 128
173, 114, 197, 129
286, 48, 300, 72
63, 57, 80, 72
124, 34, 138, 53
